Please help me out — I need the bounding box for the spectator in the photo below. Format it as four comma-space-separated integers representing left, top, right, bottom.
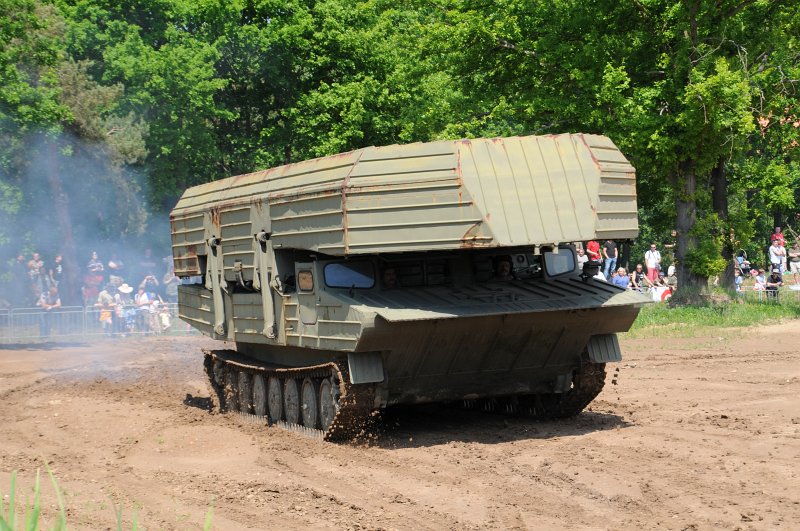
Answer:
37, 286, 61, 337
163, 268, 179, 303
576, 247, 588, 271
83, 251, 105, 305
28, 251, 46, 300
788, 241, 800, 284
48, 254, 63, 288
734, 268, 743, 293
644, 244, 662, 283
771, 226, 786, 247
631, 263, 652, 292
666, 270, 678, 291
107, 253, 125, 286
95, 284, 117, 336
586, 240, 601, 262
611, 267, 629, 289
87, 251, 104, 275
117, 283, 134, 335
752, 268, 766, 291
134, 286, 152, 333
736, 251, 751, 275
602, 239, 618, 279
766, 268, 783, 299
139, 273, 160, 294
768, 239, 785, 273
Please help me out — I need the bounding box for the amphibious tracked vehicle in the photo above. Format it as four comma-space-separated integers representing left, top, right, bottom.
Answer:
170, 134, 649, 440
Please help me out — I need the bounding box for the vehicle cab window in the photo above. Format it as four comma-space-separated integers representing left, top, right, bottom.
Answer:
324, 261, 375, 289
543, 248, 576, 276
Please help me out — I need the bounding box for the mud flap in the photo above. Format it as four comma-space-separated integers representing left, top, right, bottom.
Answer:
347, 352, 385, 384
586, 334, 622, 363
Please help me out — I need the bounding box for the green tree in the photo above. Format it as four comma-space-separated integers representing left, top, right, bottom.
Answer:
415, 0, 799, 300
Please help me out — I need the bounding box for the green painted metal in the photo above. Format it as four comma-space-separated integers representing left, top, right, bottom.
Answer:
171, 134, 637, 276
170, 134, 647, 406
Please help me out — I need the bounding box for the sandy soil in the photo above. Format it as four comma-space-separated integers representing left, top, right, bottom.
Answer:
1, 323, 799, 530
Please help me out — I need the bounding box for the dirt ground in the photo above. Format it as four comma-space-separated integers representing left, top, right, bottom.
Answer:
1, 323, 799, 530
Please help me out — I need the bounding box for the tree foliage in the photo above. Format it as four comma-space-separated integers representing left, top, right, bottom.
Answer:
0, 0, 798, 303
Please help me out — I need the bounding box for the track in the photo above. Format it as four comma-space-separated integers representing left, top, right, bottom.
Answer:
205, 349, 606, 441
203, 349, 377, 442
461, 360, 608, 418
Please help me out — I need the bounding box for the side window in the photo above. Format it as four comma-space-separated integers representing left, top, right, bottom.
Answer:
324, 261, 376, 289
544, 249, 576, 276
297, 269, 314, 291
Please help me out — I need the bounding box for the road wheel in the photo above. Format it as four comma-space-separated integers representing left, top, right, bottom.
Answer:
212, 360, 225, 386
284, 378, 300, 425
238, 371, 253, 413
267, 376, 283, 421
252, 374, 267, 417
301, 378, 320, 429
224, 368, 240, 412
319, 377, 339, 431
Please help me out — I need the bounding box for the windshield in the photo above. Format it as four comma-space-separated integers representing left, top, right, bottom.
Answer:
544, 249, 575, 276
324, 261, 376, 289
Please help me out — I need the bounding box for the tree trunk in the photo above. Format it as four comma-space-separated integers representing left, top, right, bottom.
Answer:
711, 158, 734, 288
620, 240, 630, 272
46, 139, 81, 306
674, 163, 706, 300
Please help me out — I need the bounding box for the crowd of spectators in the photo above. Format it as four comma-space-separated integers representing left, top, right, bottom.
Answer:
3, 248, 180, 336
579, 239, 677, 297
581, 226, 800, 301
733, 226, 799, 299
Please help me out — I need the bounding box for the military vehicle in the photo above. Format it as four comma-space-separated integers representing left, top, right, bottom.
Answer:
170, 133, 649, 440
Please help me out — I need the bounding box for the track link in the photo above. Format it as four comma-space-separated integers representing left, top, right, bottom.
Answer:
203, 349, 377, 442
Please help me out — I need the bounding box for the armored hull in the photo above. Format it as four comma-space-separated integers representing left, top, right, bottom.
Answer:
171, 134, 648, 440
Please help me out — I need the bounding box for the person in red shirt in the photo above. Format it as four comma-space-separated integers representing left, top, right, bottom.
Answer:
586, 240, 601, 262
771, 227, 786, 247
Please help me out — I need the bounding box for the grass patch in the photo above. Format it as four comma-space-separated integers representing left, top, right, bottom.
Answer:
626, 298, 800, 338
1, 466, 66, 531
2, 467, 213, 530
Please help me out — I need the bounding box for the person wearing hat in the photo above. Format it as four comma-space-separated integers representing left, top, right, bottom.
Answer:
116, 283, 134, 335
766, 268, 783, 299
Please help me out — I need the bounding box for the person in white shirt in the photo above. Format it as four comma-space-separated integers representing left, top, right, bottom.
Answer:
644, 244, 661, 283
768, 241, 785, 273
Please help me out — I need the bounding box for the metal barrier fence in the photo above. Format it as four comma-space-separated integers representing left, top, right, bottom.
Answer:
637, 285, 800, 304
736, 285, 800, 303
0, 303, 198, 343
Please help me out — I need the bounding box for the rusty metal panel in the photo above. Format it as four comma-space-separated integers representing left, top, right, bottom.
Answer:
171, 211, 205, 276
